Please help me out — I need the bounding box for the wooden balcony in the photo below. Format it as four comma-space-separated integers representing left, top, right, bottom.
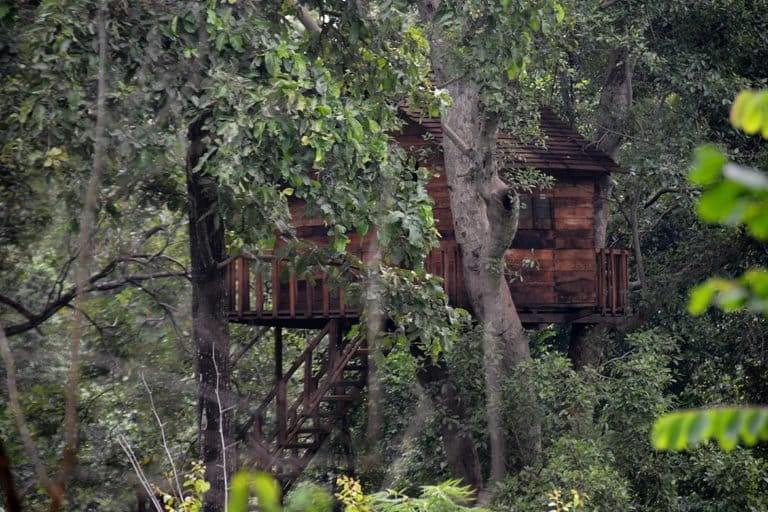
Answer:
225, 247, 630, 327
225, 255, 360, 328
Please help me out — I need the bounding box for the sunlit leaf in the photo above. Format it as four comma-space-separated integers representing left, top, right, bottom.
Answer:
689, 145, 726, 185
652, 407, 768, 452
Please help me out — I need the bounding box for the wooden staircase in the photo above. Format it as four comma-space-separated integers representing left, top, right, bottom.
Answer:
240, 319, 368, 491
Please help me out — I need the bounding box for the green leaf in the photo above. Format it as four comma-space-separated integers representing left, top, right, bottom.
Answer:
731, 90, 768, 137
229, 471, 282, 512
652, 407, 768, 452
688, 281, 717, 315
554, 3, 565, 23
348, 118, 364, 142
696, 181, 743, 222
265, 53, 280, 76
507, 60, 521, 80
689, 145, 726, 185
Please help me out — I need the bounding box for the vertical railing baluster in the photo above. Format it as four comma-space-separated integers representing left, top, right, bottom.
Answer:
271, 259, 279, 318
275, 327, 285, 444
597, 250, 605, 316
322, 279, 329, 317
306, 274, 313, 319
622, 251, 630, 314
238, 256, 249, 316
226, 259, 235, 312
255, 262, 263, 316
610, 250, 618, 315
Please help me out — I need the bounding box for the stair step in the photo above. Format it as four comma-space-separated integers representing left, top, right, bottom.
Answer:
280, 442, 318, 450
355, 348, 373, 355
297, 426, 330, 434
321, 394, 355, 402
332, 380, 365, 387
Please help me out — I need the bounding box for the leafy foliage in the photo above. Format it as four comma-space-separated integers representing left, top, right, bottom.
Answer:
687, 90, 768, 316
651, 407, 768, 452
335, 475, 485, 512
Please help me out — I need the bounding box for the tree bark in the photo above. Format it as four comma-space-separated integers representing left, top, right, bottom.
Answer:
0, 438, 22, 512
569, 47, 635, 371
411, 346, 483, 494
187, 117, 235, 512
593, 47, 635, 248
417, 0, 541, 484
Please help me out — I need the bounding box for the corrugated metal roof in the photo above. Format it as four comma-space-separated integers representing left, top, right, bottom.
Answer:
399, 106, 626, 174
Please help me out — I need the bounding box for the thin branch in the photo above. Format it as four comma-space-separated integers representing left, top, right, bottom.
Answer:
117, 435, 164, 512
57, 6, 109, 498
64, 304, 104, 339
48, 253, 77, 304
132, 225, 167, 252
642, 203, 680, 237
141, 374, 185, 503
230, 326, 270, 367
0, 323, 53, 493
129, 281, 191, 356
212, 345, 229, 512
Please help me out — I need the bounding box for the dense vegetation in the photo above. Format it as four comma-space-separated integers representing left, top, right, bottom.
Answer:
1, 1, 767, 511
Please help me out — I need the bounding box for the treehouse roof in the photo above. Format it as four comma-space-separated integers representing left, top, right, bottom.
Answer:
399, 106, 627, 175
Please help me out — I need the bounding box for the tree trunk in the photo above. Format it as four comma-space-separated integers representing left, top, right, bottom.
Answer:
0, 439, 21, 512
187, 117, 235, 512
569, 47, 635, 371
593, 47, 635, 248
411, 346, 483, 494
418, 0, 541, 484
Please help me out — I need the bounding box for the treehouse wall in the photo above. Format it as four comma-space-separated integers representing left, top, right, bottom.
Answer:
398, 121, 600, 310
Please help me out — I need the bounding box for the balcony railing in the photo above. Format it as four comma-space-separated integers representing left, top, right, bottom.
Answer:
224, 255, 359, 323
596, 248, 631, 316
224, 246, 631, 324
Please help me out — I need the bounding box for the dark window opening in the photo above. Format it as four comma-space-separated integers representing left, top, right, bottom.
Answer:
518, 193, 552, 230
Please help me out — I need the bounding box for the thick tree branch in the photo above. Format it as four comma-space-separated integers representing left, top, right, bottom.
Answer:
1, 266, 188, 337
296, 4, 322, 34
0, 295, 37, 323
442, 123, 473, 157
643, 187, 685, 209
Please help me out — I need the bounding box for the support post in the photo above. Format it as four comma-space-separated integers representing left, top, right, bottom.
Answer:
275, 327, 286, 444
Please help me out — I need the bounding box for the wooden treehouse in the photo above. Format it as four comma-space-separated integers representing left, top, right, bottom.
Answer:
227, 108, 630, 490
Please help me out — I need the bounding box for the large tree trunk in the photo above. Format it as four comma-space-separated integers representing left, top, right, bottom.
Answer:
187, 117, 235, 512
418, 0, 541, 485
411, 346, 483, 493
593, 47, 635, 248
569, 47, 635, 371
